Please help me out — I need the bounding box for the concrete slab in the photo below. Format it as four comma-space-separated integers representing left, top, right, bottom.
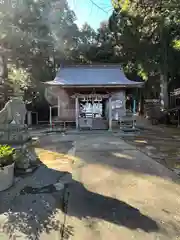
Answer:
75, 136, 137, 151
0, 136, 74, 240
65, 135, 180, 240
1, 131, 180, 240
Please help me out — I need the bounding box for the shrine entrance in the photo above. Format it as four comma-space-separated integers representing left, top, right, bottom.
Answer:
44, 64, 144, 131
72, 94, 112, 130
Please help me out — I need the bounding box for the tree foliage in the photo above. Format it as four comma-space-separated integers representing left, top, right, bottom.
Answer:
0, 0, 80, 103
0, 0, 180, 110
110, 0, 180, 106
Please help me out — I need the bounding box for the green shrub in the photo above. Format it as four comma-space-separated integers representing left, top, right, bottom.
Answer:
0, 145, 15, 168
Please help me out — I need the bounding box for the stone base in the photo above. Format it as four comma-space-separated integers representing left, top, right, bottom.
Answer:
15, 164, 39, 176
13, 139, 39, 170
0, 124, 30, 144
121, 127, 140, 132
0, 124, 39, 171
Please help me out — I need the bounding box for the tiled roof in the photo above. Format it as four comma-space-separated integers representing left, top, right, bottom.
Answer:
45, 65, 144, 87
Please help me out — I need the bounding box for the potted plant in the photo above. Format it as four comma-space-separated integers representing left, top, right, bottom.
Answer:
0, 145, 15, 191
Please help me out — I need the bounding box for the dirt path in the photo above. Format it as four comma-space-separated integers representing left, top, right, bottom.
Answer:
0, 134, 75, 240
65, 134, 180, 240
1, 131, 180, 239
123, 124, 180, 174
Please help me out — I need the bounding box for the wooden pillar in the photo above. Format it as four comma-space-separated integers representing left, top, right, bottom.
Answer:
57, 96, 60, 117
178, 110, 180, 128
27, 111, 32, 126
75, 96, 79, 129
108, 96, 112, 131
133, 99, 136, 114
36, 112, 38, 125
49, 106, 52, 129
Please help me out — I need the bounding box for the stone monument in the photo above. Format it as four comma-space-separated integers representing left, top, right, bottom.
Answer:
0, 97, 38, 170
0, 97, 29, 143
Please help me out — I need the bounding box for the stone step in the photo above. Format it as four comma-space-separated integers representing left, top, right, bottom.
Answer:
121, 127, 140, 132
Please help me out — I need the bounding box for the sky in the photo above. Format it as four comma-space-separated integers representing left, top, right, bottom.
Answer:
67, 0, 113, 30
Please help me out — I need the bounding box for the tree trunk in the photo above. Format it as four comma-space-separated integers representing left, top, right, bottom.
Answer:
160, 73, 168, 109
138, 88, 144, 115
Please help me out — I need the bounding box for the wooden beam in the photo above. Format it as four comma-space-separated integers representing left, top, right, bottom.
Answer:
57, 96, 60, 117
75, 96, 79, 129
108, 97, 112, 131
71, 93, 110, 99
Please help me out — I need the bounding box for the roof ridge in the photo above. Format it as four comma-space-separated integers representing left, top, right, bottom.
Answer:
61, 64, 121, 69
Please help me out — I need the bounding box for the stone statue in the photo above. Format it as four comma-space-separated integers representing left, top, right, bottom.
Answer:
0, 97, 27, 125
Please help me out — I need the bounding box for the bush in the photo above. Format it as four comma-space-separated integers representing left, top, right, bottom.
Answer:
0, 145, 15, 168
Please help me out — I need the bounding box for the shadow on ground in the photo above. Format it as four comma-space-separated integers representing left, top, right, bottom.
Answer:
0, 165, 73, 239
65, 180, 159, 233
2, 132, 176, 239
0, 167, 159, 239
122, 128, 180, 172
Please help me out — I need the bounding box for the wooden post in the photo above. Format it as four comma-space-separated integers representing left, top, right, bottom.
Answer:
49, 106, 52, 130
75, 96, 79, 129
36, 112, 38, 125
108, 96, 112, 131
58, 96, 60, 117
27, 111, 32, 126
133, 99, 136, 114
178, 110, 180, 128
